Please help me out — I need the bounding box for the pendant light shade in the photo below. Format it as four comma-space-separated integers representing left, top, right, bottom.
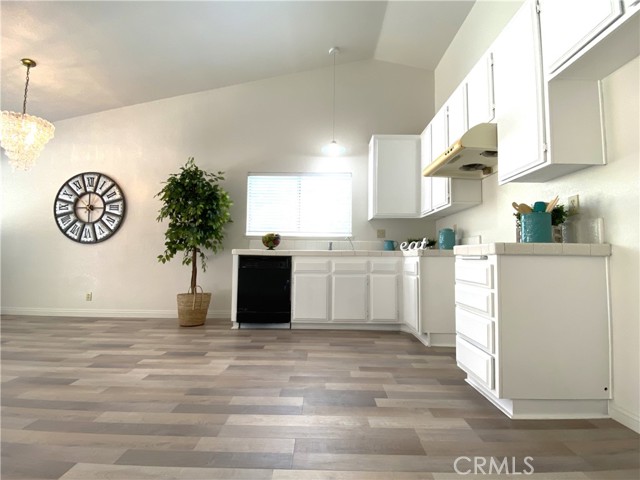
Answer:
322, 47, 346, 157
1, 58, 55, 171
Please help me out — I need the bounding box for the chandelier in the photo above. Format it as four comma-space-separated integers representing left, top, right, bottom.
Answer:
1, 58, 55, 171
321, 47, 346, 157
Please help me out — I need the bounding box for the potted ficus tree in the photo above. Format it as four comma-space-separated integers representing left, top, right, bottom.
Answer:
156, 157, 232, 326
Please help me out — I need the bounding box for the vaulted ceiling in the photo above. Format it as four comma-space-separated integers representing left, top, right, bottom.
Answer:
1, 1, 474, 122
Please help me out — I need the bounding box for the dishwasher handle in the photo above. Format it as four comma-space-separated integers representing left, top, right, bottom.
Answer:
458, 255, 489, 261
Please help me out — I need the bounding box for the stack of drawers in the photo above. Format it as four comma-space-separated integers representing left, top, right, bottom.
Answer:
454, 255, 497, 392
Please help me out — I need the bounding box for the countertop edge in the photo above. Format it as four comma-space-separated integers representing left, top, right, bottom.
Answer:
453, 243, 611, 256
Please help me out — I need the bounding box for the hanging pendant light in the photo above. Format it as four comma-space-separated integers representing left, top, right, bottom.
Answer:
1, 58, 55, 171
322, 47, 346, 157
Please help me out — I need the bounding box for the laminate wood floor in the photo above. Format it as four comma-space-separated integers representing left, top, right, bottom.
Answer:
1, 316, 638, 479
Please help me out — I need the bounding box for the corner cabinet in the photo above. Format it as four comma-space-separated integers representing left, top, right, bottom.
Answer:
368, 135, 420, 219
401, 254, 456, 346
454, 249, 611, 419
493, 0, 606, 184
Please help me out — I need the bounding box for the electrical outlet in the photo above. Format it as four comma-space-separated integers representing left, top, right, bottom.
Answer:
377, 229, 386, 238
85, 292, 92, 301
568, 195, 580, 215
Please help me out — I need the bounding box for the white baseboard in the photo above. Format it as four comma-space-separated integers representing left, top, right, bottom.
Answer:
0, 307, 230, 319
609, 401, 640, 433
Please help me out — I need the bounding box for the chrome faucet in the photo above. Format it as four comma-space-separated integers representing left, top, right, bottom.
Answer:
346, 236, 355, 251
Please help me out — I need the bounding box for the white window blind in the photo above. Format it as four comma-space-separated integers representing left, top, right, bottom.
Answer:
246, 173, 352, 237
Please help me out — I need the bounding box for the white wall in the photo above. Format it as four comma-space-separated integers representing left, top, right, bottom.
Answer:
1, 59, 437, 317
434, 5, 639, 431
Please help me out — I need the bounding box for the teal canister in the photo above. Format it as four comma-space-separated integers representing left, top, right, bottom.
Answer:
438, 228, 455, 250
521, 212, 552, 243
383, 240, 398, 251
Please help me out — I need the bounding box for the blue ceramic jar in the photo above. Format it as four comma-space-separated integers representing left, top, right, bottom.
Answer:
438, 228, 455, 250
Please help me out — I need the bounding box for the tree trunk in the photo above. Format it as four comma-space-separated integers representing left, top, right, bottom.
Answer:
190, 248, 197, 293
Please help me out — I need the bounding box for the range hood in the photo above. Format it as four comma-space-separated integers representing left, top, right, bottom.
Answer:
422, 123, 498, 179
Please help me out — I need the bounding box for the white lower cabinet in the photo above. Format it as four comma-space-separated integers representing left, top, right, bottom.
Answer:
293, 256, 400, 325
401, 255, 456, 344
454, 252, 611, 418
402, 259, 420, 332
331, 259, 369, 322
291, 259, 330, 322
370, 259, 401, 322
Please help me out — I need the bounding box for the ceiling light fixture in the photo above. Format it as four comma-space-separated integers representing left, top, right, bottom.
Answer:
321, 47, 346, 157
1, 58, 55, 171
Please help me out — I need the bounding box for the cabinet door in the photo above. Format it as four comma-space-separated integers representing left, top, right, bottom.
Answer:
419, 124, 433, 216
539, 0, 624, 74
429, 106, 451, 211
368, 135, 420, 219
292, 274, 329, 322
332, 274, 368, 322
446, 84, 467, 143
466, 53, 495, 127
493, 0, 546, 184
370, 274, 399, 322
402, 273, 420, 332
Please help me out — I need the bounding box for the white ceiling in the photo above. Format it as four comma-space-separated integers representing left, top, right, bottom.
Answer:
1, 1, 474, 122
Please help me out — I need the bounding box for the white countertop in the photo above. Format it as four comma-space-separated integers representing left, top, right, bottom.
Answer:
231, 248, 454, 257
453, 243, 611, 256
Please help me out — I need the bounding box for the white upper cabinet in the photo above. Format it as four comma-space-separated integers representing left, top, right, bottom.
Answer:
428, 105, 451, 212
539, 0, 624, 74
493, 0, 547, 183
419, 124, 433, 216
446, 83, 468, 144
420, 99, 482, 218
466, 53, 495, 127
493, 0, 606, 184
368, 135, 420, 219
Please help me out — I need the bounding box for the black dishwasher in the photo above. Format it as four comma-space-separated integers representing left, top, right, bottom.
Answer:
237, 255, 292, 324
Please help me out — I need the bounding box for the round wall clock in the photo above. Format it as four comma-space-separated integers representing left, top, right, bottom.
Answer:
53, 172, 126, 243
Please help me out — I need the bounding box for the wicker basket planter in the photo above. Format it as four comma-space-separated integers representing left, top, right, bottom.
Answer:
177, 291, 211, 327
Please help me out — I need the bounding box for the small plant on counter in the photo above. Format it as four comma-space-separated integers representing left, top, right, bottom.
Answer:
406, 238, 436, 248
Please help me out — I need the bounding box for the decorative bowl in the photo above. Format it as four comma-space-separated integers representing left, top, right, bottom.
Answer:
262, 233, 281, 250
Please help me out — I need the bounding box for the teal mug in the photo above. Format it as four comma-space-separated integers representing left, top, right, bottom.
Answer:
383, 240, 398, 251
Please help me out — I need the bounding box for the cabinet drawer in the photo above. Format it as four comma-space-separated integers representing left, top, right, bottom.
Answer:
456, 306, 494, 353
455, 260, 493, 288
455, 284, 494, 317
370, 259, 400, 274
333, 260, 368, 273
456, 336, 494, 389
294, 260, 330, 273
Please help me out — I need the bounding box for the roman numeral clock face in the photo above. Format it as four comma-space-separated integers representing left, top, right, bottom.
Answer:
54, 172, 126, 243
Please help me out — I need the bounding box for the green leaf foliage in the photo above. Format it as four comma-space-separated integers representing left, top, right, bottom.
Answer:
156, 157, 233, 290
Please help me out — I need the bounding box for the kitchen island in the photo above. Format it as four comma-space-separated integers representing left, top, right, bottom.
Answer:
453, 242, 612, 419
231, 248, 455, 347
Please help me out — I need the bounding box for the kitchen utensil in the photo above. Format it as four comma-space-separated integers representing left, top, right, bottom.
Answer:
517, 203, 533, 214
512, 202, 521, 212
533, 201, 547, 212
545, 195, 560, 212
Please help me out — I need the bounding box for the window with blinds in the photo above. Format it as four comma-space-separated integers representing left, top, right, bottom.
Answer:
246, 173, 352, 237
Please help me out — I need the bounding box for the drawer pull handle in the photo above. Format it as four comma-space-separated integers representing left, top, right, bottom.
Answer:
459, 255, 489, 261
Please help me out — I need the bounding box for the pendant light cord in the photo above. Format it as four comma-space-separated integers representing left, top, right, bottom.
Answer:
331, 49, 336, 142
22, 63, 31, 115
